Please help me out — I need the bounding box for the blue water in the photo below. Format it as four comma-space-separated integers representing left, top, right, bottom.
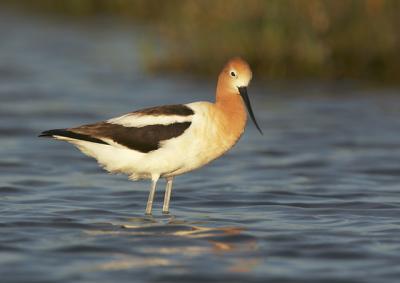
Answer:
1, 11, 400, 283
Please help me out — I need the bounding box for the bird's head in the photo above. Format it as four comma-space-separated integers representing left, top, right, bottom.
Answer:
218, 57, 262, 135
222, 57, 253, 92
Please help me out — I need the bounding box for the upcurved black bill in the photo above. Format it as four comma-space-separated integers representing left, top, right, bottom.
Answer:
238, 87, 263, 135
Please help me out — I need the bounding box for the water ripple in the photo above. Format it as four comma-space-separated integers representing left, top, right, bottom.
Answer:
0, 10, 400, 283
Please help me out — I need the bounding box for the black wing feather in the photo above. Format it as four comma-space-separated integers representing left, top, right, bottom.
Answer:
39, 122, 192, 153
39, 104, 194, 153
39, 129, 109, 145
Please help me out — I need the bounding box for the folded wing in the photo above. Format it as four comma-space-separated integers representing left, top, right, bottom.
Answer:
39, 104, 194, 153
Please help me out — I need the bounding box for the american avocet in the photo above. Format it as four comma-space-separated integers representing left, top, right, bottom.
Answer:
39, 57, 262, 215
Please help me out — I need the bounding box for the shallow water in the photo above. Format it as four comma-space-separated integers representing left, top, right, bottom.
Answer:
1, 11, 400, 283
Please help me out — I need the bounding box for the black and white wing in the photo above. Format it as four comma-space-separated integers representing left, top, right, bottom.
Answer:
39, 104, 194, 153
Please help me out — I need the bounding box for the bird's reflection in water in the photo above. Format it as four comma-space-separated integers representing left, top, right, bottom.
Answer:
85, 214, 262, 273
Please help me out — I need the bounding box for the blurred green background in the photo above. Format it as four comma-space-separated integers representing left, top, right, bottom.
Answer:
2, 0, 400, 83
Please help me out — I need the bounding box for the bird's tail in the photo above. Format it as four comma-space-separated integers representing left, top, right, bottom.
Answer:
38, 129, 108, 145
39, 129, 70, 138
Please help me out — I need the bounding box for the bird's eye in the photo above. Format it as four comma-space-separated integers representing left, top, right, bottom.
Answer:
230, 71, 236, 77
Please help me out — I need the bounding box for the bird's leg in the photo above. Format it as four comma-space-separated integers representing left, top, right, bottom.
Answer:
145, 175, 159, 215
162, 177, 174, 214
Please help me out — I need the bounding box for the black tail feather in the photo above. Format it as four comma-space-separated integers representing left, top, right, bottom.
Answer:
38, 129, 66, 138
38, 129, 109, 145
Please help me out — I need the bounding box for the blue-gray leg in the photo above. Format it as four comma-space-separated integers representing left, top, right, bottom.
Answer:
145, 175, 160, 215
162, 177, 174, 214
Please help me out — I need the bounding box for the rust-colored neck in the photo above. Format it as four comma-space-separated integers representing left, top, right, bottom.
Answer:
214, 75, 247, 143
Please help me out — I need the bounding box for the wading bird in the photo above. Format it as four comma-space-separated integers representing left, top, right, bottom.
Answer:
39, 57, 262, 215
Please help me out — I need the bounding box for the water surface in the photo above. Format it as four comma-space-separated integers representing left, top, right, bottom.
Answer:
1, 11, 400, 283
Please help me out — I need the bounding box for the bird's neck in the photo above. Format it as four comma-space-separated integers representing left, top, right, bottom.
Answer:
215, 86, 247, 143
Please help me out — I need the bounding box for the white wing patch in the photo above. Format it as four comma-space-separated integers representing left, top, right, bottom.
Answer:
108, 114, 192, 127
